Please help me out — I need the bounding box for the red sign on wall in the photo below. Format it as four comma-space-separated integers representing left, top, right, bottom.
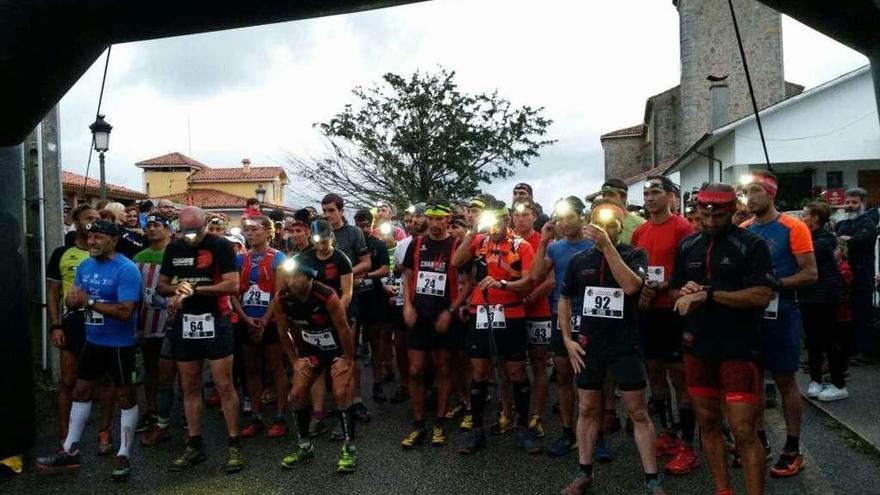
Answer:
825, 188, 845, 207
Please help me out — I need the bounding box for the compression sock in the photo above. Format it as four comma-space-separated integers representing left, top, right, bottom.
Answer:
469, 380, 489, 429
118, 405, 138, 457
156, 384, 174, 428
512, 378, 532, 428
63, 401, 92, 453
294, 408, 311, 442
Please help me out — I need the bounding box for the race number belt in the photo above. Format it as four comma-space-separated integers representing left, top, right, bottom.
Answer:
416, 271, 446, 297
647, 266, 665, 283
301, 328, 338, 351
85, 308, 104, 326
527, 320, 552, 345
583, 286, 624, 319
763, 292, 780, 320
475, 304, 506, 329
242, 284, 271, 307
182, 313, 216, 339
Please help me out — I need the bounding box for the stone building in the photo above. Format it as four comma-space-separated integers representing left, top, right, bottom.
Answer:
601, 0, 804, 184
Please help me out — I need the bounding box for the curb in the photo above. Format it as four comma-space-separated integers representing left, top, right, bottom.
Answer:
800, 391, 880, 456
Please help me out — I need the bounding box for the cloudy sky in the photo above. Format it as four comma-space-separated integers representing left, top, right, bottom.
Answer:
58, 0, 868, 209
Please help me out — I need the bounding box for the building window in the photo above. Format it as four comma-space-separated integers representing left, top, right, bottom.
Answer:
826, 171, 843, 189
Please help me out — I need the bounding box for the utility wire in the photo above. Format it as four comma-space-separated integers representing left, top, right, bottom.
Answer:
81, 45, 112, 196
727, 0, 773, 172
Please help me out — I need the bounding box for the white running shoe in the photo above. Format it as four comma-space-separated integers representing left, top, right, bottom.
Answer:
806, 381, 824, 398
817, 385, 848, 402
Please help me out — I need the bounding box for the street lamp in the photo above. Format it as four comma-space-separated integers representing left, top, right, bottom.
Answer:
255, 184, 267, 205
89, 114, 112, 199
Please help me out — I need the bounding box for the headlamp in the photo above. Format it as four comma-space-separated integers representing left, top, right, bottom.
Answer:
554, 200, 573, 218
312, 234, 322, 243
281, 258, 297, 273
406, 204, 416, 214
229, 226, 242, 236
739, 175, 755, 186
596, 208, 616, 225
379, 223, 392, 236
514, 203, 527, 214
477, 210, 500, 232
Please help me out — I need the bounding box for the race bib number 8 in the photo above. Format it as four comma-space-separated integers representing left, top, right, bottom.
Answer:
243, 285, 271, 307
302, 329, 338, 351
583, 286, 624, 319
475, 304, 506, 329
416, 272, 446, 297
527, 320, 552, 345
182, 313, 215, 339
764, 292, 779, 320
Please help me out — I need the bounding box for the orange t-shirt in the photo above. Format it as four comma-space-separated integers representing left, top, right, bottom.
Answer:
522, 231, 552, 318
467, 232, 534, 319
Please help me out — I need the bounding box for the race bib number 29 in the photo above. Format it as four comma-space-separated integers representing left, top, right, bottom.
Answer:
583, 286, 624, 319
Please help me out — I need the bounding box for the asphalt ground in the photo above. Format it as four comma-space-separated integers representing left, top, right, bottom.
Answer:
6, 363, 880, 495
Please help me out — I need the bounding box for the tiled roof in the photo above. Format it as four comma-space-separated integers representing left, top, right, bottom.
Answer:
187, 166, 286, 183
135, 152, 208, 170
157, 188, 284, 210
624, 158, 678, 186
600, 124, 645, 139
61, 170, 147, 200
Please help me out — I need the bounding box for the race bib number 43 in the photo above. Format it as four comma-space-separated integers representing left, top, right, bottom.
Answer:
475, 304, 506, 329
182, 313, 216, 339
527, 320, 552, 345
583, 286, 624, 319
416, 271, 446, 297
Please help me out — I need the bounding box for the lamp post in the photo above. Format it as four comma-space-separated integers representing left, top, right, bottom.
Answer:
89, 114, 112, 199
255, 184, 267, 206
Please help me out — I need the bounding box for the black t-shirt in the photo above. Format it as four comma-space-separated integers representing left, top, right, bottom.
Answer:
278, 281, 343, 356
117, 229, 147, 259
670, 226, 772, 361
299, 249, 353, 298
333, 224, 369, 267
356, 236, 390, 295
561, 244, 646, 356
159, 234, 237, 316
403, 236, 458, 321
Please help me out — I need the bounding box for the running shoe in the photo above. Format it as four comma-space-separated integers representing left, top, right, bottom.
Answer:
36, 448, 80, 472
111, 455, 131, 482
457, 429, 487, 455
329, 424, 344, 442
656, 432, 682, 457
97, 429, 113, 457
431, 424, 448, 446
337, 444, 358, 473
547, 432, 577, 457
489, 411, 514, 435
308, 417, 328, 438
135, 413, 157, 433
817, 385, 848, 402
644, 476, 666, 495
224, 446, 246, 473
560, 468, 593, 495
515, 426, 544, 454
459, 412, 474, 431
240, 418, 264, 439
770, 451, 804, 477
281, 442, 315, 468
141, 424, 171, 446
529, 414, 545, 438
170, 445, 206, 471
665, 444, 700, 475
266, 418, 288, 438
594, 438, 614, 463
806, 381, 824, 398
445, 402, 466, 420
401, 427, 428, 449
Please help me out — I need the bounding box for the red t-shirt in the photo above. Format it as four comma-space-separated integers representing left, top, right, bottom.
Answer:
467, 232, 534, 319
522, 231, 551, 318
631, 214, 695, 309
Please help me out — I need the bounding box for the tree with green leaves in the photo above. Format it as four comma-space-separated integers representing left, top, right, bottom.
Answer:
286, 67, 555, 210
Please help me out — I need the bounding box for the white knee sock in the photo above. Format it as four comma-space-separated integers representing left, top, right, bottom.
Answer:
63, 401, 92, 454
118, 405, 139, 458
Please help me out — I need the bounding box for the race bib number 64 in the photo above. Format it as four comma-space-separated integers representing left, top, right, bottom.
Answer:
583, 286, 624, 319
182, 313, 216, 339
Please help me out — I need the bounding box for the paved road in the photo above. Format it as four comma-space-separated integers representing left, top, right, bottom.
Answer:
6, 368, 880, 494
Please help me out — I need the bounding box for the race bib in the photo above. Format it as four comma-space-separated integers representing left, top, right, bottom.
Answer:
764, 292, 779, 320
144, 287, 163, 309
475, 304, 506, 329
301, 329, 338, 351
416, 271, 446, 297
383, 276, 404, 306
85, 309, 104, 326
556, 315, 581, 333
527, 320, 552, 345
582, 286, 625, 319
242, 285, 271, 307
182, 313, 215, 339
356, 278, 375, 292
647, 266, 665, 283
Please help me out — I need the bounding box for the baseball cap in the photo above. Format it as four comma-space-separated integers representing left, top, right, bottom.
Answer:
86, 220, 119, 236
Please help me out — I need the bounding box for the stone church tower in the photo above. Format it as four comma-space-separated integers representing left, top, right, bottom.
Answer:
600, 0, 801, 183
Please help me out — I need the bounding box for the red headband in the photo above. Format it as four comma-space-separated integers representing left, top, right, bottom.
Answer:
746, 175, 778, 198
696, 190, 737, 210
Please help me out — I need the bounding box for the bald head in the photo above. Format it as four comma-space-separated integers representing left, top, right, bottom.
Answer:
179, 206, 206, 229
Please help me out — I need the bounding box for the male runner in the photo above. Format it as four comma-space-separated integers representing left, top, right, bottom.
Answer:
740, 171, 817, 477
157, 206, 245, 473
672, 183, 773, 495
599, 179, 645, 244
512, 183, 551, 230
558, 200, 663, 495
400, 199, 469, 448
233, 216, 289, 439
513, 200, 554, 438
452, 200, 540, 454
133, 214, 175, 443
631, 176, 698, 475
373, 200, 407, 241
531, 196, 593, 457
275, 256, 358, 473
37, 220, 142, 482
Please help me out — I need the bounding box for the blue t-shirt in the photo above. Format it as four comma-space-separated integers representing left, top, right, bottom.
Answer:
744, 214, 813, 281
547, 238, 594, 313
75, 255, 142, 347
241, 250, 287, 318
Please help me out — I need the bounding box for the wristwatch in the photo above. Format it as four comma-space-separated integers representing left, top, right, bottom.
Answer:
500, 280, 509, 290
704, 286, 714, 303
86, 298, 96, 309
